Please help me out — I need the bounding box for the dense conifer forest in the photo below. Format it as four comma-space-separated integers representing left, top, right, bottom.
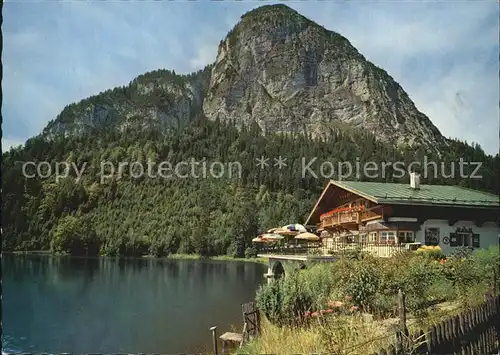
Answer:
2, 116, 499, 257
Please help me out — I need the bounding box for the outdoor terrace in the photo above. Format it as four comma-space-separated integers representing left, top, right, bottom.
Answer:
255, 240, 420, 258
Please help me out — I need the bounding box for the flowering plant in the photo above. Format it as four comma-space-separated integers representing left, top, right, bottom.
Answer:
303, 294, 360, 323
320, 205, 366, 221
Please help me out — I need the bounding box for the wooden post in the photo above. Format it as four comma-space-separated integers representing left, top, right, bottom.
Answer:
436, 321, 441, 344
448, 319, 453, 342
209, 326, 218, 355
396, 289, 408, 354
491, 270, 497, 297
239, 322, 247, 348
416, 329, 426, 353
430, 325, 437, 350
425, 327, 433, 353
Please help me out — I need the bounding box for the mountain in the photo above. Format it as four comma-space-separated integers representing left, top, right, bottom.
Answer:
43, 4, 446, 150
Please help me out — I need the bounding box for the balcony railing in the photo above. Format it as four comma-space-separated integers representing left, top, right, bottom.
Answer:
320, 211, 360, 229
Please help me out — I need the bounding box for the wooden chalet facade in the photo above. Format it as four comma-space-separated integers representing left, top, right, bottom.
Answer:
305, 174, 500, 257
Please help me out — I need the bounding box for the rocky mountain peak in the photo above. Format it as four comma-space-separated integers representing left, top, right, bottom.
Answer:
202, 4, 446, 149
42, 4, 447, 151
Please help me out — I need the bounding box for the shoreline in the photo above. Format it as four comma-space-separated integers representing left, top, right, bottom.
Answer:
3, 251, 267, 264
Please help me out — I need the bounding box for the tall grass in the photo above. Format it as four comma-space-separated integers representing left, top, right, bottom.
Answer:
242, 314, 397, 355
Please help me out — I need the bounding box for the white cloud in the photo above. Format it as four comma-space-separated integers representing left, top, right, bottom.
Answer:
188, 26, 223, 70
2, 137, 25, 151
189, 44, 217, 71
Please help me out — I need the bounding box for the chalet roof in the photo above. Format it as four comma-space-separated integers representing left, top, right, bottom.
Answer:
335, 181, 499, 207
305, 180, 500, 226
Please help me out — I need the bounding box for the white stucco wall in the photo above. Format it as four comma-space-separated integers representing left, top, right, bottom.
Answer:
415, 219, 500, 255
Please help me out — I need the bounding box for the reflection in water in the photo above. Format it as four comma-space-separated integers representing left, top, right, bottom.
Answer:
2, 255, 266, 354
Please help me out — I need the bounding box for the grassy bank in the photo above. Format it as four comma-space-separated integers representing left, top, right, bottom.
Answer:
243, 246, 499, 354
5, 250, 268, 264
8, 250, 53, 255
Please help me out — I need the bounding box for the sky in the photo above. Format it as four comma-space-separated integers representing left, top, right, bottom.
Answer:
2, 0, 499, 155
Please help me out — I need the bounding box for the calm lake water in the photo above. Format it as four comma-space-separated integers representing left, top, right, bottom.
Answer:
2, 255, 267, 354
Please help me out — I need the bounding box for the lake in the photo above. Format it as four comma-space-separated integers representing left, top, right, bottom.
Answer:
2, 255, 267, 354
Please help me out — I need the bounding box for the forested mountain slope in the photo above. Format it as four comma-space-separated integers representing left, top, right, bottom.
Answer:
3, 117, 498, 256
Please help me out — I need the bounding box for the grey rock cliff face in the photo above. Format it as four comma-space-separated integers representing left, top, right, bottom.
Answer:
203, 5, 445, 148
43, 4, 446, 151
43, 68, 210, 138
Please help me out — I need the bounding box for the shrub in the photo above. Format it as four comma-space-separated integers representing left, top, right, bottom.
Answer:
444, 246, 499, 306
470, 246, 500, 281
371, 293, 397, 317
449, 246, 474, 260
51, 215, 99, 256
256, 272, 313, 326
256, 246, 499, 327
256, 263, 339, 325
299, 263, 339, 310
245, 246, 258, 258
397, 256, 446, 318
255, 280, 285, 324
341, 259, 380, 311
342, 246, 366, 260
148, 241, 170, 257
280, 272, 313, 324
415, 245, 445, 260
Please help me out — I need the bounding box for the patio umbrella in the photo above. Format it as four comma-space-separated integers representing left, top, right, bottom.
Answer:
274, 228, 299, 236
252, 236, 267, 243
267, 227, 278, 233
295, 232, 321, 242
261, 233, 285, 241
284, 224, 307, 233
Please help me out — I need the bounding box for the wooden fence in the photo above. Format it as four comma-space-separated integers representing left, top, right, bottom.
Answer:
373, 291, 500, 355
324, 239, 410, 258
255, 240, 413, 258
255, 243, 322, 255
211, 302, 261, 355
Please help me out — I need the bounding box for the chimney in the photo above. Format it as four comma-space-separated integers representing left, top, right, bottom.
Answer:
410, 172, 420, 190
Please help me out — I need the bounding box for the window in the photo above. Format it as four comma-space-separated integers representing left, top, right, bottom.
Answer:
360, 233, 367, 243
450, 232, 480, 248
450, 232, 468, 247
424, 227, 440, 246
368, 232, 378, 244
398, 231, 415, 243
380, 231, 396, 244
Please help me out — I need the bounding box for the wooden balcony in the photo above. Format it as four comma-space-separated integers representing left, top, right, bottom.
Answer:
320, 211, 360, 229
